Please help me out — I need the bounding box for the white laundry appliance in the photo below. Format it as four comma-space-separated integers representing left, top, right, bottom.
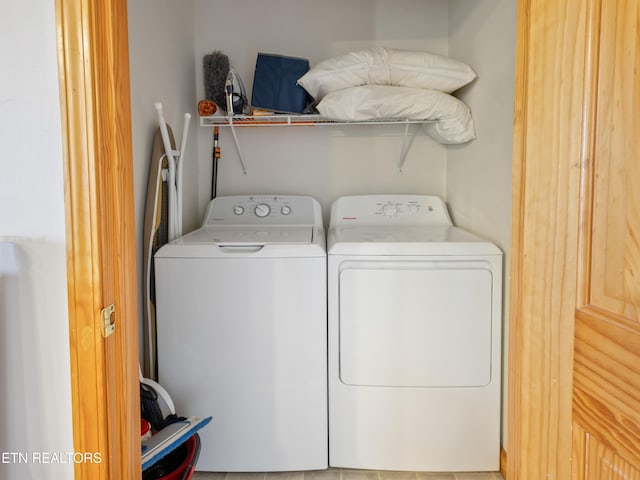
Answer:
327, 194, 502, 472
154, 195, 327, 472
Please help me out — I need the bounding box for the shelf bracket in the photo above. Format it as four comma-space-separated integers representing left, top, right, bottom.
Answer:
397, 121, 418, 173
229, 121, 248, 175
200, 115, 435, 174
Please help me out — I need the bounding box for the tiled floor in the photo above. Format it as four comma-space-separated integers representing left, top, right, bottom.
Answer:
192, 469, 503, 480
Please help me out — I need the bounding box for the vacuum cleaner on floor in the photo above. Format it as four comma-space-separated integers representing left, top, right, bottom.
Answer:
140, 368, 211, 480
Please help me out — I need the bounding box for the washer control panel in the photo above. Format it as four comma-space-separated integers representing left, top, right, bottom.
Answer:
331, 195, 452, 226
203, 195, 318, 226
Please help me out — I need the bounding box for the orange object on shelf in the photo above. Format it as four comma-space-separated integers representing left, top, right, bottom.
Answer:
197, 99, 217, 116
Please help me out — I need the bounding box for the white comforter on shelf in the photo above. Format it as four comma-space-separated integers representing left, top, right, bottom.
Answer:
297, 47, 477, 144
316, 85, 475, 145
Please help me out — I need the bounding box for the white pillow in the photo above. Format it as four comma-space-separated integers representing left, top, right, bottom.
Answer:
315, 85, 476, 145
297, 47, 476, 100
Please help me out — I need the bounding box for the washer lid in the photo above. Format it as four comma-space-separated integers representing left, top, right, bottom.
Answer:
328, 225, 501, 255
174, 225, 314, 246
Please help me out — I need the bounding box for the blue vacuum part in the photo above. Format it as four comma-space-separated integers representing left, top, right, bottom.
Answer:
142, 416, 212, 471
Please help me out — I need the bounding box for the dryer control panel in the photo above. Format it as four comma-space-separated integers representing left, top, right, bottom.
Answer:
330, 195, 452, 226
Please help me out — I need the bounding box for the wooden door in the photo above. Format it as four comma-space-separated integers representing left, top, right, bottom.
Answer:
56, 0, 141, 478
572, 0, 640, 476
508, 0, 640, 478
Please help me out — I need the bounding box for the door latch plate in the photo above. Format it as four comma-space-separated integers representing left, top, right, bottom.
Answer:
101, 304, 116, 338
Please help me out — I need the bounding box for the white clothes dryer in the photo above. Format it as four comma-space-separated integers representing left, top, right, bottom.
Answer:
154, 195, 327, 472
327, 194, 502, 472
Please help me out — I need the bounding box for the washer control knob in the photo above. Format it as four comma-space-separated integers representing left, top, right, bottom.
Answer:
254, 203, 271, 218
281, 205, 292, 215
408, 204, 419, 214
382, 202, 399, 216
233, 205, 245, 215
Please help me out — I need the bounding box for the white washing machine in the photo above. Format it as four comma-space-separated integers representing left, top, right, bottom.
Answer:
154, 195, 327, 472
328, 194, 502, 472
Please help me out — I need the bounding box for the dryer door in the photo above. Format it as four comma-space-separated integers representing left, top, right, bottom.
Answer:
339, 260, 494, 387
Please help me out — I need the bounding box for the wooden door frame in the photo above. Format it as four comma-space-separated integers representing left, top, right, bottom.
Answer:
507, 0, 593, 478
56, 0, 141, 478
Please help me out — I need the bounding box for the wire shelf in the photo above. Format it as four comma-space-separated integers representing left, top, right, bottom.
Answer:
199, 114, 436, 127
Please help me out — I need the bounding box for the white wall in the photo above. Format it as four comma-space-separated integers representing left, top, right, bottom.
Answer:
193, 0, 451, 224
128, 0, 198, 355
449, 0, 517, 445
0, 1, 74, 479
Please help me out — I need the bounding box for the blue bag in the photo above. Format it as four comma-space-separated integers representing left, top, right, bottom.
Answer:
251, 53, 310, 114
